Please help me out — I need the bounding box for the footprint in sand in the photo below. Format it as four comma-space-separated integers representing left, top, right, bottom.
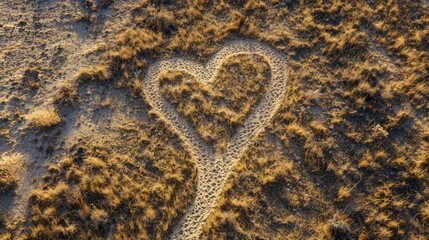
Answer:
141, 40, 288, 240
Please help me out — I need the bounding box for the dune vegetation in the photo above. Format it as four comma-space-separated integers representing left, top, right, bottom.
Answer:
0, 0, 428, 239
29, 120, 196, 239
160, 54, 271, 149
24, 108, 61, 129
0, 159, 18, 194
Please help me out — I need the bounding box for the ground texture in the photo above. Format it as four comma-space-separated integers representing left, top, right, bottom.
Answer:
0, 0, 428, 239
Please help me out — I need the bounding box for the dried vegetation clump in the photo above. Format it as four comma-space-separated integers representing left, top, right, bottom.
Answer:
24, 107, 61, 128
161, 54, 271, 148
0, 153, 25, 193
0, 163, 16, 193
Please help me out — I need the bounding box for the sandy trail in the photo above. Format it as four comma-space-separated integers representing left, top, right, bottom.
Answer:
142, 40, 288, 239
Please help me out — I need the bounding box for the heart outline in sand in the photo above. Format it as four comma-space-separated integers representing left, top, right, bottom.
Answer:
160, 54, 272, 148
141, 39, 287, 240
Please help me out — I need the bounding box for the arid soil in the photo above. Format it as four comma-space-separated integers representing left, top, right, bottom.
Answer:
1, 0, 428, 240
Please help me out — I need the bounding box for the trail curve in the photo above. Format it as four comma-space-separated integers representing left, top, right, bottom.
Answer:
141, 40, 288, 240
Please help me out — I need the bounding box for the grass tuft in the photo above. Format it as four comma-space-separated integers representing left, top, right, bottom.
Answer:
25, 107, 61, 128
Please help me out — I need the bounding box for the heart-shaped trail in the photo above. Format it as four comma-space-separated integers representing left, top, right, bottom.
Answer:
141, 40, 287, 240
160, 54, 271, 150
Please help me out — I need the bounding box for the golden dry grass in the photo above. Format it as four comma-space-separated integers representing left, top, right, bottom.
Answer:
1, 0, 428, 239
160, 54, 270, 149
28, 117, 196, 239
0, 153, 25, 194
24, 108, 61, 128
0, 163, 16, 194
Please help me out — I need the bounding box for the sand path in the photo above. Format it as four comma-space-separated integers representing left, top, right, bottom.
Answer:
141, 40, 287, 240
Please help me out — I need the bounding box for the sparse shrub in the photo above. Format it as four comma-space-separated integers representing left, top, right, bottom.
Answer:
420, 202, 429, 222
25, 107, 61, 128
0, 153, 25, 193
77, 65, 110, 82
53, 81, 77, 105
329, 213, 353, 240
0, 164, 16, 193
336, 186, 351, 201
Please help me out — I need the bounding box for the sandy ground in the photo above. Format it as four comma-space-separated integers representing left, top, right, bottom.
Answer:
1, 1, 428, 239
0, 0, 135, 233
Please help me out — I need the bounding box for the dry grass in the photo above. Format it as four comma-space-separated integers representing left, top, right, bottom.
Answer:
202, 132, 332, 239
0, 153, 25, 193
28, 114, 196, 239
160, 54, 270, 148
1, 0, 428, 239
0, 163, 16, 193
25, 107, 61, 128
